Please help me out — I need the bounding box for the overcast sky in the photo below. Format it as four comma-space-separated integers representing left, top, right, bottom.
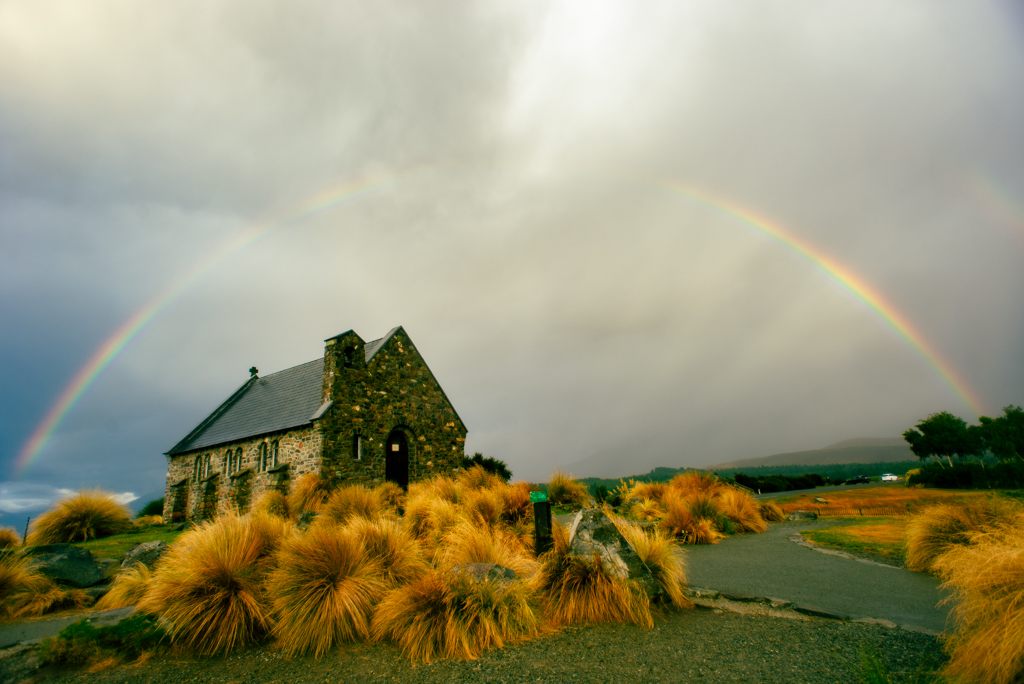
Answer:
2, 1, 1022, 516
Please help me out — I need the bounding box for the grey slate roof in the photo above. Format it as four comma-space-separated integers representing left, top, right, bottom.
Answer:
167, 357, 325, 455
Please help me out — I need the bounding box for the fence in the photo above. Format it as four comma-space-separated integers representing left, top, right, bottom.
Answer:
800, 505, 915, 518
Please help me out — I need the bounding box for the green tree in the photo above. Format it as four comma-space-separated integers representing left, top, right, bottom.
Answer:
978, 405, 1024, 462
902, 411, 980, 467
461, 453, 512, 482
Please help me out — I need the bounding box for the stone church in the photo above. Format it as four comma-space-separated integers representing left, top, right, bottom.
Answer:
162, 326, 467, 521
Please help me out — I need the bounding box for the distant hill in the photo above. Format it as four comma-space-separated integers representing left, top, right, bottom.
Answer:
711, 437, 911, 470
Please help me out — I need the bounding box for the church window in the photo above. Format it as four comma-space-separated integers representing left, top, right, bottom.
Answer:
352, 433, 362, 461
271, 440, 279, 468
259, 442, 268, 471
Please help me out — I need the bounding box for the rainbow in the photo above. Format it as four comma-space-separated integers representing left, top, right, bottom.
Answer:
665, 181, 988, 418
13, 173, 384, 476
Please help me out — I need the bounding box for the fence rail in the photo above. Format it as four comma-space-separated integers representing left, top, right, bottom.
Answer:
800, 505, 913, 518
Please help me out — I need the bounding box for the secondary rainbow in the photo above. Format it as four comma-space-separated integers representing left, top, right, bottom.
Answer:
13, 173, 383, 476
665, 181, 988, 418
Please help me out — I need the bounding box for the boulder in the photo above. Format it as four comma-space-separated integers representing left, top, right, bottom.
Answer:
567, 508, 661, 601
786, 510, 819, 521
24, 544, 107, 588
121, 540, 168, 570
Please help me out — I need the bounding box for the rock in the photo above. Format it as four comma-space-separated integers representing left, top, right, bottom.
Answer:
813, 497, 829, 504
450, 563, 517, 582
24, 544, 107, 588
121, 541, 168, 570
567, 508, 661, 601
786, 510, 819, 521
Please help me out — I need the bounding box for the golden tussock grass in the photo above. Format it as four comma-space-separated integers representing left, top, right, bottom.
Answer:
0, 552, 71, 619
499, 481, 533, 525
27, 490, 132, 545
374, 481, 406, 513
371, 568, 539, 663
287, 473, 331, 519
933, 518, 1024, 684
437, 519, 538, 579
132, 515, 164, 528
667, 471, 723, 498
611, 514, 691, 609
629, 498, 664, 522
137, 512, 288, 654
96, 563, 152, 610
714, 488, 767, 534
251, 490, 289, 519
905, 497, 1023, 572
321, 484, 386, 525
404, 496, 465, 544
546, 472, 589, 507
409, 475, 462, 505
537, 522, 652, 628
344, 515, 429, 587
759, 501, 785, 522
268, 522, 387, 657
457, 465, 505, 492
0, 527, 21, 548
461, 487, 504, 526
773, 485, 985, 514
625, 481, 667, 504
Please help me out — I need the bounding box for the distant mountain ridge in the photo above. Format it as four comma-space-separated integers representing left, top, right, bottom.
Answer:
711, 437, 911, 470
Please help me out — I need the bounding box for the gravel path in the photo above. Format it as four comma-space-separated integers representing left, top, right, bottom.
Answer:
685, 521, 949, 633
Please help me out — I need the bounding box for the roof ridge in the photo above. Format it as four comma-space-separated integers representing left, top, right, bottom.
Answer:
258, 356, 324, 379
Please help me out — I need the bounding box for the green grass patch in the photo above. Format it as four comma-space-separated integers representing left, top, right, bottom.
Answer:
39, 613, 166, 667
70, 526, 183, 564
802, 518, 908, 566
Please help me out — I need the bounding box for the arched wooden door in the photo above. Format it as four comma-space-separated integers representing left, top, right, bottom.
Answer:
385, 429, 409, 489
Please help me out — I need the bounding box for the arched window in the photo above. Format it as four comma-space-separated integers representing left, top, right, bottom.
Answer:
203, 454, 211, 478
259, 442, 267, 471
225, 450, 232, 474
193, 456, 201, 480
270, 440, 279, 468
235, 448, 243, 473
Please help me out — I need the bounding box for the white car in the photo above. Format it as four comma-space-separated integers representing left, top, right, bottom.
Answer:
881, 473, 899, 482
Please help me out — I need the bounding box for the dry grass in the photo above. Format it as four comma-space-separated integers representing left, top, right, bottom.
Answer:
612, 515, 691, 609
404, 496, 465, 544
667, 471, 723, 498
546, 472, 590, 507
0, 552, 70, 619
27, 490, 132, 545
537, 523, 652, 628
132, 515, 164, 528
374, 481, 406, 513
759, 501, 785, 522
0, 527, 21, 548
457, 465, 505, 492
137, 512, 288, 654
771, 485, 986, 515
269, 522, 387, 657
287, 473, 331, 519
905, 497, 1023, 572
321, 485, 385, 525
625, 481, 667, 504
803, 519, 908, 566
934, 517, 1024, 684
344, 516, 429, 587
714, 488, 767, 534
409, 476, 462, 505
499, 481, 533, 525
96, 563, 152, 610
252, 490, 289, 519
437, 519, 538, 579
371, 569, 539, 663
630, 498, 664, 522
461, 487, 505, 526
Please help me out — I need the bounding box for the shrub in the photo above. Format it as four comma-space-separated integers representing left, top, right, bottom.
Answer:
132, 515, 164, 528
612, 515, 691, 609
252, 490, 289, 519
0, 527, 21, 548
40, 614, 165, 667
546, 472, 590, 507
27, 490, 132, 545
138, 498, 164, 517
461, 453, 513, 482
287, 473, 331, 519
0, 553, 69, 619
934, 518, 1024, 683
537, 523, 652, 627
96, 563, 152, 610
269, 522, 386, 657
759, 501, 786, 522
371, 568, 539, 663
137, 512, 287, 654
905, 498, 1022, 572
344, 515, 428, 587
438, 519, 538, 579
321, 485, 384, 525
715, 488, 767, 534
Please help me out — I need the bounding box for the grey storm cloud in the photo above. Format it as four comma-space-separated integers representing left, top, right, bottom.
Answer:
1, 0, 1022, 494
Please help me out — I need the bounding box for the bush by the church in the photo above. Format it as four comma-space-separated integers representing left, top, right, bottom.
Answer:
0, 527, 20, 548
26, 490, 132, 545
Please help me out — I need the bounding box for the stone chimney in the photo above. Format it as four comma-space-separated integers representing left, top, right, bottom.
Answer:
322, 330, 364, 403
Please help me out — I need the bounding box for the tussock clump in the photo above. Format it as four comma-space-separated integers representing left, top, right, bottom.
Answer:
269, 522, 387, 657
537, 523, 652, 628
321, 485, 384, 525
374, 481, 406, 513
404, 497, 465, 544
137, 512, 287, 655
371, 569, 539, 663
659, 499, 723, 545
132, 515, 164, 528
287, 473, 331, 519
344, 516, 428, 587
759, 501, 786, 522
410, 476, 462, 505
667, 471, 723, 498
461, 487, 504, 526
27, 491, 132, 545
0, 527, 21, 548
934, 518, 1024, 684
906, 498, 1022, 572
546, 472, 589, 507
252, 490, 289, 519
457, 465, 505, 492
715, 488, 767, 534
612, 515, 691, 609
625, 481, 667, 505
0, 553, 71, 619
630, 498, 664, 522
96, 563, 152, 610
500, 482, 533, 525
438, 520, 538, 579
